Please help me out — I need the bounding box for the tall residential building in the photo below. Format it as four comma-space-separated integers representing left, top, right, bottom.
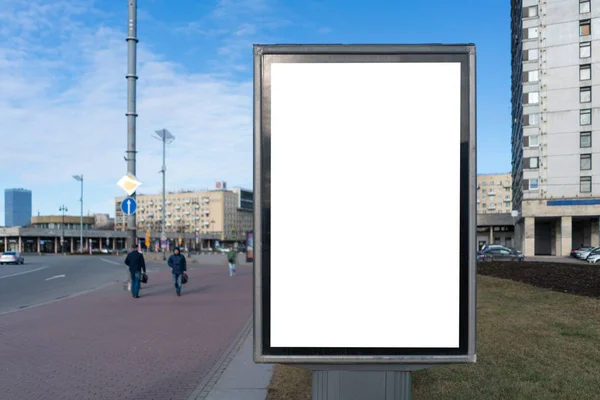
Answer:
4, 188, 32, 227
477, 173, 513, 215
114, 188, 253, 242
511, 0, 600, 256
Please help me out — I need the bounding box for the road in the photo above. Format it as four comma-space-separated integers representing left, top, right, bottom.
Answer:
0, 253, 253, 400
0, 255, 136, 314
0, 252, 245, 315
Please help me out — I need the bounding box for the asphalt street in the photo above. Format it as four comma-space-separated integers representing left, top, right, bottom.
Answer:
0, 252, 244, 315
0, 255, 132, 314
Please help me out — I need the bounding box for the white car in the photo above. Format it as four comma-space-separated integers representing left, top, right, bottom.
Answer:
0, 251, 24, 265
587, 254, 600, 263
579, 246, 600, 260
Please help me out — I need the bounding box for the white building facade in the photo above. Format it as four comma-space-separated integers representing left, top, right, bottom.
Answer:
512, 0, 600, 256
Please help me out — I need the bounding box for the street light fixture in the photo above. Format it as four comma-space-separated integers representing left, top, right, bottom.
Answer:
73, 174, 84, 253
153, 128, 175, 260
59, 205, 68, 253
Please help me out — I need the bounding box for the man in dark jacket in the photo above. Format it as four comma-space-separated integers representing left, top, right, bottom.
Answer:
168, 247, 187, 296
124, 244, 146, 299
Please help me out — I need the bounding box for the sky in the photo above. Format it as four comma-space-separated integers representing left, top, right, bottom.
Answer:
0, 0, 511, 222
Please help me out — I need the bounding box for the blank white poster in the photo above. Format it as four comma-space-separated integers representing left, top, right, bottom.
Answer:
269, 62, 462, 348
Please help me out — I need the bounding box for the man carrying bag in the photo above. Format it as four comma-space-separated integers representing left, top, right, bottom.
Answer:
124, 244, 146, 299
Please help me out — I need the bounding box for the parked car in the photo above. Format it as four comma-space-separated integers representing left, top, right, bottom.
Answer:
576, 246, 600, 260
570, 245, 593, 258
0, 251, 24, 265
479, 246, 524, 262
587, 253, 600, 263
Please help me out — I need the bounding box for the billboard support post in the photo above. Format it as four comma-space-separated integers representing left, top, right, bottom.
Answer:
253, 44, 477, 399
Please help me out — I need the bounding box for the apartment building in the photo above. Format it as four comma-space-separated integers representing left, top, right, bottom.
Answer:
477, 173, 513, 215
114, 187, 253, 244
511, 0, 600, 256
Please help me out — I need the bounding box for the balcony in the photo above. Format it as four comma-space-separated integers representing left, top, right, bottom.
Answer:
503, 181, 511, 188
488, 204, 496, 210
176, 206, 181, 210
184, 199, 190, 204
167, 201, 172, 205
147, 213, 154, 217
167, 223, 172, 227
185, 211, 190, 215
488, 191, 496, 196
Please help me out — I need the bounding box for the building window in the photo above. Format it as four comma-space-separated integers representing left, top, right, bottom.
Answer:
527, 157, 539, 169
523, 48, 539, 61
581, 176, 592, 192
581, 153, 592, 170
523, 5, 538, 18
580, 131, 592, 148
524, 113, 540, 126
523, 27, 539, 40
523, 91, 539, 104
580, 109, 592, 125
524, 135, 539, 147
580, 20, 591, 36
580, 42, 592, 58
580, 86, 592, 103
529, 178, 539, 190
523, 70, 539, 83
580, 0, 591, 14
580, 64, 592, 81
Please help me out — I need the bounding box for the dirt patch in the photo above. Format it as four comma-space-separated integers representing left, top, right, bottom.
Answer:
478, 261, 600, 298
266, 364, 311, 400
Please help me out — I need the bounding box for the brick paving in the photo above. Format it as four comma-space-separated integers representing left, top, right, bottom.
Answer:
0, 265, 253, 400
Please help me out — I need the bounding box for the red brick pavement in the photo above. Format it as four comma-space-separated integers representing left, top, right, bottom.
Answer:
0, 265, 253, 400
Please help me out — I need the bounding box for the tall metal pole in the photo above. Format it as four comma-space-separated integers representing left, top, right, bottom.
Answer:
126, 0, 138, 249
162, 136, 167, 260
72, 174, 84, 252
80, 177, 83, 252
153, 129, 174, 260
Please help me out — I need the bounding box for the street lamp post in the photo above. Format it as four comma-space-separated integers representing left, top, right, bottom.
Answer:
73, 175, 84, 253
59, 205, 68, 254
153, 128, 175, 260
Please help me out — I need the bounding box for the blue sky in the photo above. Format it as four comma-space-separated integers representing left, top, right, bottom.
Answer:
0, 0, 511, 222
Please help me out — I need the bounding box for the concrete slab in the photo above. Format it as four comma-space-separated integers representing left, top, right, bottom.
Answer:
205, 331, 273, 400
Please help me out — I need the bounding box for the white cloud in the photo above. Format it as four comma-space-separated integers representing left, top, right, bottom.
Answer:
0, 0, 258, 221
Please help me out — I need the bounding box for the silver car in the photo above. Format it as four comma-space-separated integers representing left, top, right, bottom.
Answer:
578, 246, 600, 260
587, 253, 600, 263
0, 251, 24, 265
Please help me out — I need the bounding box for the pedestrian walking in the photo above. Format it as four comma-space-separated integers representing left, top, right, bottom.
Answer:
168, 247, 187, 296
124, 244, 146, 299
226, 246, 237, 276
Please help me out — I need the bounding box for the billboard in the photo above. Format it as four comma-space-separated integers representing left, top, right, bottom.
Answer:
253, 44, 477, 365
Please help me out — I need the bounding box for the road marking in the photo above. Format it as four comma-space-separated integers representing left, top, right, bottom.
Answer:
101, 258, 121, 265
45, 274, 66, 281
0, 267, 49, 280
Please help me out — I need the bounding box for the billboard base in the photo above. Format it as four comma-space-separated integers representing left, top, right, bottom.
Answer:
313, 370, 417, 399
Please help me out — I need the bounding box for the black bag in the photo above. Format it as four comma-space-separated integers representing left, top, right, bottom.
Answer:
182, 272, 188, 284
141, 272, 148, 284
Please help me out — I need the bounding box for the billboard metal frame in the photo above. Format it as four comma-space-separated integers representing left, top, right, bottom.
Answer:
253, 44, 477, 366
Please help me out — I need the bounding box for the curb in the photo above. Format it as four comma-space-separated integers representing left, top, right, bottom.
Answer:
186, 315, 253, 400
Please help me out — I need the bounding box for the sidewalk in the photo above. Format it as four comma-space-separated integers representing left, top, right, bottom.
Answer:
187, 318, 274, 400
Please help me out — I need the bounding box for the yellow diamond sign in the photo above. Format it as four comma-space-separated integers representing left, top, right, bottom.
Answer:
117, 174, 142, 196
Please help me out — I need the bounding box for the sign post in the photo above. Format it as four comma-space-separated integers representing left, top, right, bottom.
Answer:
253, 44, 477, 399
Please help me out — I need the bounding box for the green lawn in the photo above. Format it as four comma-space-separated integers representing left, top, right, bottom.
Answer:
266, 275, 600, 400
